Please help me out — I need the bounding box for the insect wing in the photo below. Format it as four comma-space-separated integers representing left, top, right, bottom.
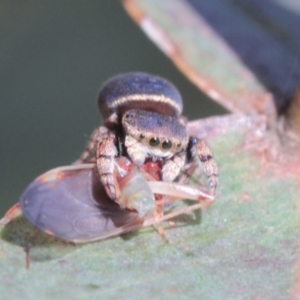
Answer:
20, 166, 142, 243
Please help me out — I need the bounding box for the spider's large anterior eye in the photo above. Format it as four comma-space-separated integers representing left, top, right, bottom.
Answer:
149, 137, 160, 147
162, 140, 172, 149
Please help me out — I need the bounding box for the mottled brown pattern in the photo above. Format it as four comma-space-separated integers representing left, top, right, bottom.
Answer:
96, 131, 118, 200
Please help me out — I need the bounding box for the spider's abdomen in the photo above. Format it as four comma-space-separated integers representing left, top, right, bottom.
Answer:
98, 72, 183, 119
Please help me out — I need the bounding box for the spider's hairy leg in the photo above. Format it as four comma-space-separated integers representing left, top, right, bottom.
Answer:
74, 127, 105, 164
96, 128, 119, 200
189, 137, 218, 195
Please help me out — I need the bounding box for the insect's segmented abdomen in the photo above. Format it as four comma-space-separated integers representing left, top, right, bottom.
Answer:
20, 167, 141, 243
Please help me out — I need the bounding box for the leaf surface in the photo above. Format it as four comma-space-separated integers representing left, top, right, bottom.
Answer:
1, 115, 300, 299
1, 1, 300, 299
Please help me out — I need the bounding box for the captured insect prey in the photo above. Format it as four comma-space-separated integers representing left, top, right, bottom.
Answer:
15, 72, 218, 242
19, 157, 213, 243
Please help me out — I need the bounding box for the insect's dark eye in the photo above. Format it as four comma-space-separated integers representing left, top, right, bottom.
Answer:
149, 137, 160, 147
140, 134, 145, 139
162, 140, 172, 149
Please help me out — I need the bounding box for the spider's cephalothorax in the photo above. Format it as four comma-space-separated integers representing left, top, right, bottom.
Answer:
76, 72, 218, 201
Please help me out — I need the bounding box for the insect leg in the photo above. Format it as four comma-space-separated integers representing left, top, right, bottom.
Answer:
143, 199, 213, 229
148, 181, 215, 202
148, 180, 214, 241
152, 203, 169, 242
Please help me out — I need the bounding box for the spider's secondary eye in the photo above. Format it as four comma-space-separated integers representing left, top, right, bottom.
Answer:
149, 137, 160, 147
124, 113, 133, 119
177, 143, 181, 148
162, 140, 172, 149
140, 133, 145, 139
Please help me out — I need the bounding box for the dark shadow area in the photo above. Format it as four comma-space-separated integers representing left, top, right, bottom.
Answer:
187, 0, 300, 113
1, 215, 78, 262
1, 200, 204, 261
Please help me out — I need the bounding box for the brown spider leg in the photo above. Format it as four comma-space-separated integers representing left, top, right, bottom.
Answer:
74, 126, 120, 199
74, 127, 104, 164
96, 129, 119, 200
189, 137, 218, 195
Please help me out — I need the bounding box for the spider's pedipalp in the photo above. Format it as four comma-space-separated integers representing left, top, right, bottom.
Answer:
162, 151, 186, 182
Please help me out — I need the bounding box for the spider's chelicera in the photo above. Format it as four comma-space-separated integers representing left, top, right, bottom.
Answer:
76, 72, 218, 201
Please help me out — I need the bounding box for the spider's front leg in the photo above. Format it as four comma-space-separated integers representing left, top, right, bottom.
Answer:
188, 137, 218, 195
75, 126, 119, 200
74, 127, 109, 164
95, 128, 119, 200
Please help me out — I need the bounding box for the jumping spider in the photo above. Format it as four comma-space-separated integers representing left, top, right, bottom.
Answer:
76, 72, 218, 203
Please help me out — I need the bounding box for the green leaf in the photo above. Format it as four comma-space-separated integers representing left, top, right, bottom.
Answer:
1, 115, 299, 299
